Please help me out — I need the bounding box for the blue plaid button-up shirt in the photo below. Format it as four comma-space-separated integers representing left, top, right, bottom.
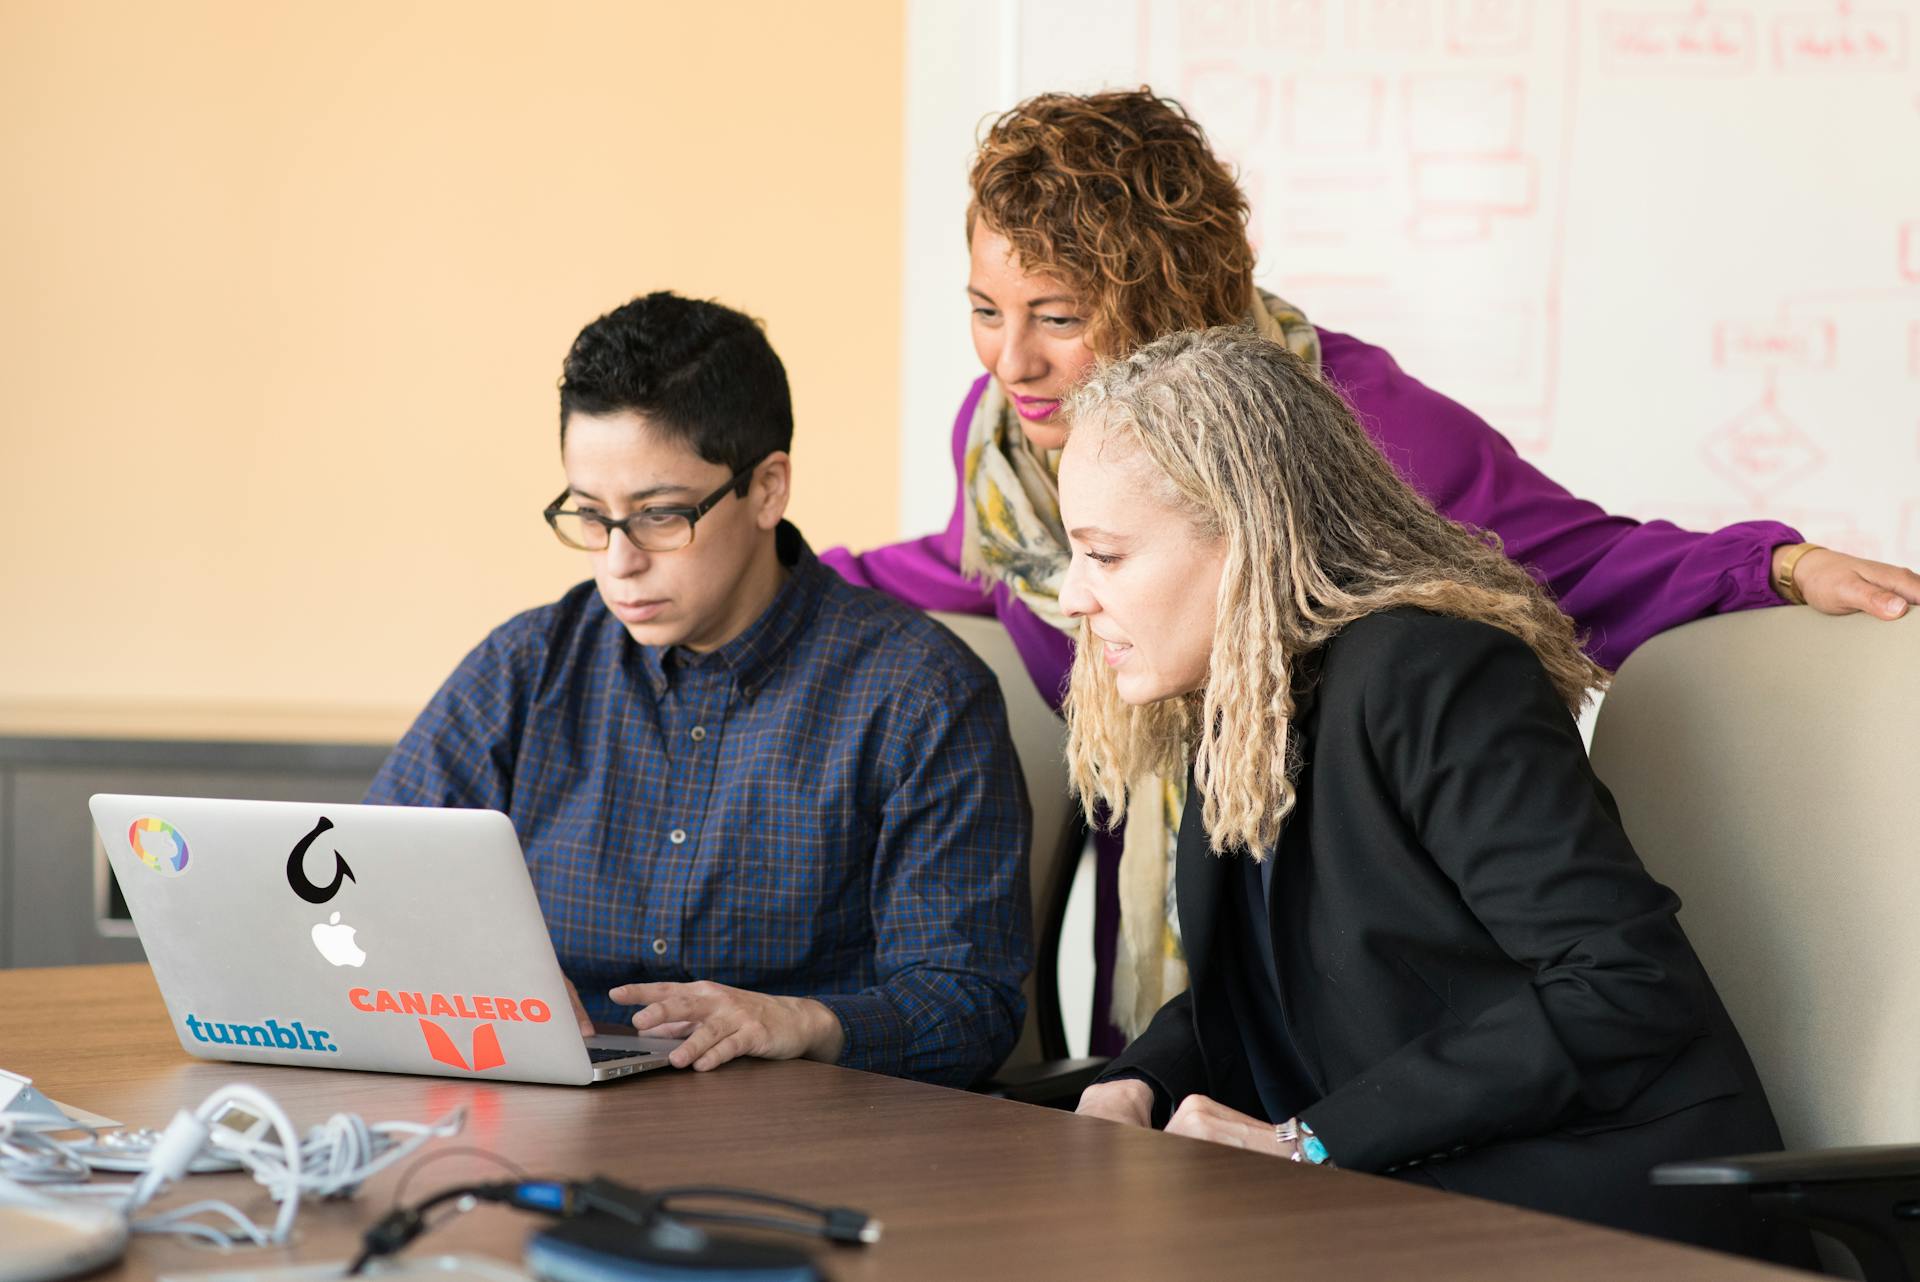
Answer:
366, 524, 1031, 1086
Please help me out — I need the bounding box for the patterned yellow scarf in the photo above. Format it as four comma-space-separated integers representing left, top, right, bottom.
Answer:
960, 291, 1323, 1036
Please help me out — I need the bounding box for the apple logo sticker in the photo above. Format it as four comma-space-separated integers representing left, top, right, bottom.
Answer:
311, 911, 367, 967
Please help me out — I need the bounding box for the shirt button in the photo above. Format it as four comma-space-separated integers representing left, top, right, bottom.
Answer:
689, 726, 706, 742
651, 938, 668, 956
669, 828, 687, 845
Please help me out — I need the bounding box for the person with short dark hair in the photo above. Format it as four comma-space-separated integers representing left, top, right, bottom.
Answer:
367, 291, 1032, 1086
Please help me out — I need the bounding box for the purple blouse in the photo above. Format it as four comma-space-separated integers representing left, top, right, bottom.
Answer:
822, 328, 1799, 708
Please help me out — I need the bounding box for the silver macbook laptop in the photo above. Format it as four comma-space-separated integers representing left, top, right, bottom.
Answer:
89, 794, 683, 1085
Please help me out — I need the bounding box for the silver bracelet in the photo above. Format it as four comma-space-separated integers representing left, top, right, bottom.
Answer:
1273, 1117, 1332, 1165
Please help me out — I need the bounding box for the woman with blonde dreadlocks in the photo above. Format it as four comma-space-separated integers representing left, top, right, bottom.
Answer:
1062, 327, 1814, 1266
821, 88, 1920, 1056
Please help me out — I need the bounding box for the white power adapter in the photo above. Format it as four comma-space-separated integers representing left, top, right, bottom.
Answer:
0, 1198, 129, 1282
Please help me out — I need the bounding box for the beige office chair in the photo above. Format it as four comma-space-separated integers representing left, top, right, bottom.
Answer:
928, 612, 1107, 1105
1589, 608, 1920, 1279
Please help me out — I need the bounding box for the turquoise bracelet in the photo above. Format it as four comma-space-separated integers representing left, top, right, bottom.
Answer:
1274, 1117, 1332, 1165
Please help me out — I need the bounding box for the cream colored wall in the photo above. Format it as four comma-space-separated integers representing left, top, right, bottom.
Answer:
0, 1, 903, 723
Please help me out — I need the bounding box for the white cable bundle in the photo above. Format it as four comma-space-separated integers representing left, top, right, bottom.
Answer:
0, 1112, 91, 1186
0, 1083, 464, 1248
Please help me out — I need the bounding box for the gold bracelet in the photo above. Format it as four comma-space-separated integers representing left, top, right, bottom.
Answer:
1773, 542, 1820, 605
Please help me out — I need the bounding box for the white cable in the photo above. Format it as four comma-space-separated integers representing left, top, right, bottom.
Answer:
0, 1117, 91, 1184
0, 1086, 464, 1249
97, 1085, 299, 1246
132, 1197, 276, 1249
2, 1106, 258, 1249
126, 1108, 215, 1208
204, 1103, 464, 1203
282, 1109, 460, 1198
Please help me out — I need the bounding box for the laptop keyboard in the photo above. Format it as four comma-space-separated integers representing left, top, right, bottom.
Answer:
587, 1046, 656, 1063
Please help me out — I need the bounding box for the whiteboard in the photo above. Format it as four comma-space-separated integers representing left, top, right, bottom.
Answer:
902, 0, 1920, 564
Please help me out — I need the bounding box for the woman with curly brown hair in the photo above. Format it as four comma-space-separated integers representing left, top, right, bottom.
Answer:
821, 88, 1920, 1055
1059, 326, 1813, 1266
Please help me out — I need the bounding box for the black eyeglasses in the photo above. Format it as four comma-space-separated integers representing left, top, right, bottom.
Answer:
543, 454, 770, 553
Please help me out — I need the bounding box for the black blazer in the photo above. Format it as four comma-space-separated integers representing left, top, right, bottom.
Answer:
1103, 608, 1804, 1256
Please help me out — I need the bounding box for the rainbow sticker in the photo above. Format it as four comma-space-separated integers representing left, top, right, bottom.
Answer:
129, 817, 190, 875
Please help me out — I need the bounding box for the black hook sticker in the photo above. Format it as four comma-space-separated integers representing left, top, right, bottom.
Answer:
287, 816, 356, 904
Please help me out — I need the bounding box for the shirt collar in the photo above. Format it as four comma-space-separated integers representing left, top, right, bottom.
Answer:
633, 521, 824, 699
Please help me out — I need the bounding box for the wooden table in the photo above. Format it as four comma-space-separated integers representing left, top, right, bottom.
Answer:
1, 965, 1808, 1281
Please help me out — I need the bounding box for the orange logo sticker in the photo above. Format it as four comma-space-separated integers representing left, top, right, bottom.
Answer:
419, 1018, 505, 1072
347, 986, 551, 1073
